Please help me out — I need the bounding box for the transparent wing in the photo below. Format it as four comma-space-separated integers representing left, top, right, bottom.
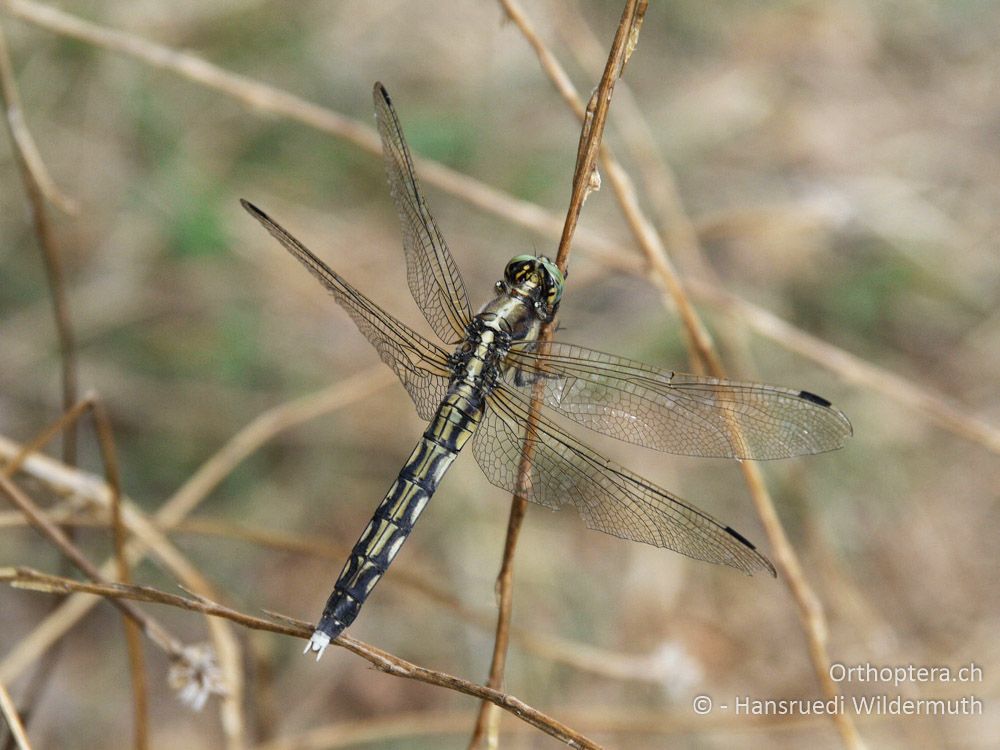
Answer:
474, 386, 775, 575
242, 200, 451, 420
373, 83, 473, 344
504, 342, 852, 460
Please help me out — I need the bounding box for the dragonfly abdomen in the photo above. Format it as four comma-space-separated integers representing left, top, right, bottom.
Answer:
305, 386, 484, 658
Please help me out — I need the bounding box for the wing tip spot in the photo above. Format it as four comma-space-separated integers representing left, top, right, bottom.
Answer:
724, 526, 777, 577
724, 525, 756, 549
798, 390, 832, 408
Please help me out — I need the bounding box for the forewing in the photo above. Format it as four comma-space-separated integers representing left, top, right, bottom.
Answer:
473, 386, 775, 575
504, 342, 852, 460
373, 83, 473, 343
243, 200, 451, 420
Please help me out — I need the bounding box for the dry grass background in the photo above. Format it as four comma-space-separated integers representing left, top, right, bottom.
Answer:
1, 1, 999, 748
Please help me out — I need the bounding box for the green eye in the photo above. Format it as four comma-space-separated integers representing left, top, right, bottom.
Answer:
537, 257, 565, 306
504, 255, 564, 308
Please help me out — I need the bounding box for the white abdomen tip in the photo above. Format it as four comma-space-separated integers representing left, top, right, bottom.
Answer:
304, 631, 331, 661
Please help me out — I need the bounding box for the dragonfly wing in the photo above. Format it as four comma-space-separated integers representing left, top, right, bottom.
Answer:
373, 83, 473, 344
243, 200, 451, 420
474, 386, 775, 575
504, 342, 852, 460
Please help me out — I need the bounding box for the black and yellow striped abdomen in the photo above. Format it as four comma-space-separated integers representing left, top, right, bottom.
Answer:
313, 383, 485, 644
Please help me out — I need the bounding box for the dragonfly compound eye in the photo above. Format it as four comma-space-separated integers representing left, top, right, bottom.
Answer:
504, 255, 537, 286
536, 257, 565, 308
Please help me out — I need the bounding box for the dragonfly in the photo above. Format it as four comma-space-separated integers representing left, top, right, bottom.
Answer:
242, 82, 852, 660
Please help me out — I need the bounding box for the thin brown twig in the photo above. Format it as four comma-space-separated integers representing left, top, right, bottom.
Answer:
0, 507, 708, 688
555, 4, 774, 389
1, 414, 253, 750
0, 369, 392, 686
0, 379, 380, 748
5, 396, 153, 747
0, 0, 585, 250
1, 568, 604, 750
0, 681, 32, 750
0, 475, 182, 658
0, 19, 74, 213
6, 561, 874, 746
2, 0, 997, 455
90, 399, 148, 750
172, 526, 708, 687
0, 17, 78, 466
469, 3, 647, 748
504, 4, 862, 748
553, 7, 714, 283
3, 412, 248, 745
1, 399, 91, 481
499, 0, 717, 374
2, 399, 245, 746
558, 7, 770, 407
0, 22, 81, 743
469, 494, 527, 748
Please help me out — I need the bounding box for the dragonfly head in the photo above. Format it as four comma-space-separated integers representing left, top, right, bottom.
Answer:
500, 255, 565, 321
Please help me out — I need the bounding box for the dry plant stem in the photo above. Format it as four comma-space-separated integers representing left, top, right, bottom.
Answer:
554, 8, 713, 282
0, 20, 73, 213
500, 0, 717, 373
0, 475, 182, 658
553, 0, 648, 269
3, 397, 147, 749
0, 29, 80, 726
468, 496, 527, 748
0, 370, 392, 686
469, 3, 647, 748
0, 570, 604, 750
555, 0, 768, 397
175, 520, 695, 686
505, 5, 862, 748
0, 682, 31, 750
614, 76, 876, 750
0, 19, 78, 465
0, 0, 607, 272
4, 399, 153, 749
1, 399, 91, 481
0, 510, 704, 688
157, 368, 394, 527
3, 1, 997, 455
0, 29, 80, 731
2, 410, 266, 750
91, 399, 149, 750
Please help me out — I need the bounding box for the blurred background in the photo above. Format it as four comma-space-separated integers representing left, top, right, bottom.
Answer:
1, 1, 998, 748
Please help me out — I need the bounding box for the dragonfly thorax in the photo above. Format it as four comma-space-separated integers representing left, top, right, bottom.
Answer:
449, 318, 511, 392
